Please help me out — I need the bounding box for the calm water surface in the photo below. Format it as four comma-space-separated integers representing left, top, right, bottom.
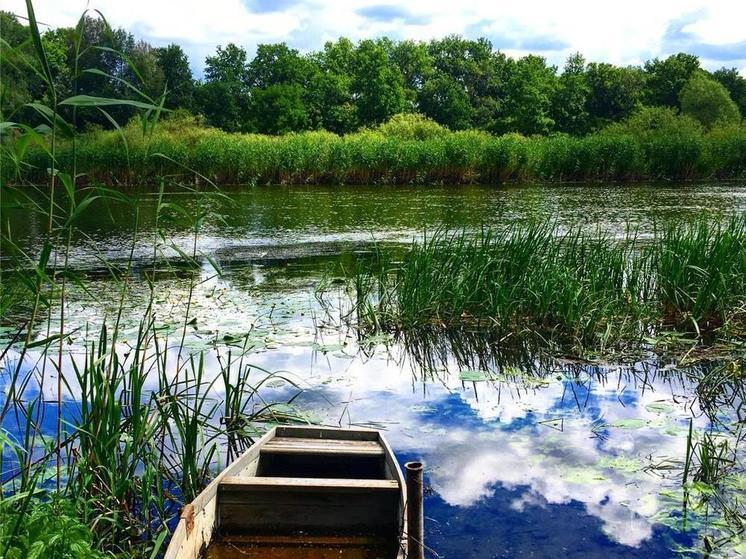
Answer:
2, 183, 746, 558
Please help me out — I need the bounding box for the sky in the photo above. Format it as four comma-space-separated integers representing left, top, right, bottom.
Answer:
6, 0, 746, 77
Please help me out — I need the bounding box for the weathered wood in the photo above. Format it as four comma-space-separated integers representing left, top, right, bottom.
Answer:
164, 426, 408, 559
221, 475, 399, 491
163, 428, 279, 559
262, 437, 385, 456
275, 425, 380, 441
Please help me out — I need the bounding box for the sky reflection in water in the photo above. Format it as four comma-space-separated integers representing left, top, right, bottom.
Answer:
4, 183, 746, 557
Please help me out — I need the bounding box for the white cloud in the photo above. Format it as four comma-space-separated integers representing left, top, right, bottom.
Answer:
5, 0, 746, 75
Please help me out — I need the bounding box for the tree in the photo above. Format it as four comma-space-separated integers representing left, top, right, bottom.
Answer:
644, 53, 700, 108
426, 36, 505, 130
498, 55, 557, 135
0, 12, 36, 119
551, 53, 590, 135
390, 40, 432, 108
352, 39, 407, 125
680, 71, 741, 128
194, 80, 250, 132
204, 43, 249, 85
308, 39, 357, 133
247, 43, 313, 88
155, 44, 194, 109
251, 84, 309, 133
130, 41, 165, 101
586, 63, 645, 128
199, 43, 251, 131
712, 67, 746, 117
418, 72, 473, 129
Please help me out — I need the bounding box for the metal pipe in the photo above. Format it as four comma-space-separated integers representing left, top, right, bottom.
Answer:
405, 461, 424, 559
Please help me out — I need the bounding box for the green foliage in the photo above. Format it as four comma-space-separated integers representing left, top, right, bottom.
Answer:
348, 218, 746, 349
352, 39, 408, 125
712, 66, 746, 116
0, 495, 107, 559
2, 14, 740, 138
552, 53, 591, 135
585, 62, 645, 128
680, 71, 741, 129
498, 55, 557, 135
13, 112, 746, 184
251, 84, 310, 134
375, 113, 448, 140
204, 43, 249, 84
418, 71, 474, 130
644, 52, 701, 108
155, 44, 194, 109
602, 107, 706, 178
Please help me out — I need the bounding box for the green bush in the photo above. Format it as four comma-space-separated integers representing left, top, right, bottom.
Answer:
374, 113, 449, 140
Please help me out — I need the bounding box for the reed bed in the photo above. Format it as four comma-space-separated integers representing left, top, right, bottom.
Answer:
8, 116, 746, 186
347, 218, 746, 350
1, 4, 306, 557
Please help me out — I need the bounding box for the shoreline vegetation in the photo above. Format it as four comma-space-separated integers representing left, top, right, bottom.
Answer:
343, 219, 746, 356
2, 2, 746, 559
4, 8, 746, 187
4, 111, 746, 185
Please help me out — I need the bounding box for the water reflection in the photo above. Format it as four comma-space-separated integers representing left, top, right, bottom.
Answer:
3, 183, 746, 557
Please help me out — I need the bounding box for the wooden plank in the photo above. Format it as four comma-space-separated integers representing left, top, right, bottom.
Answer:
218, 476, 400, 535
213, 534, 388, 546
220, 476, 399, 492
275, 425, 380, 441
218, 498, 398, 535
262, 437, 384, 456
378, 431, 408, 559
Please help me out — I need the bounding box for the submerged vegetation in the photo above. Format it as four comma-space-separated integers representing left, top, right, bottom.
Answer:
344, 218, 746, 353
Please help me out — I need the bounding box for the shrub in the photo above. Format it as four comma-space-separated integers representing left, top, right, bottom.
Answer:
374, 113, 449, 141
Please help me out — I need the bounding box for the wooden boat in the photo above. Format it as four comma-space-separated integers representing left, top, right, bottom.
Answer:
164, 425, 409, 559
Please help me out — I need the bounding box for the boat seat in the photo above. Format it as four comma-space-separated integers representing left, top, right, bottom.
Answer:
221, 476, 399, 491
260, 437, 385, 456
217, 476, 401, 535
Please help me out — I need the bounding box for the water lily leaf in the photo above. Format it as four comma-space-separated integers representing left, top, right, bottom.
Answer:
645, 402, 674, 414
606, 419, 647, 429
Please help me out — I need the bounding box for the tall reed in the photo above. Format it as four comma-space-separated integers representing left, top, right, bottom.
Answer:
346, 218, 746, 351
1, 2, 305, 557
10, 115, 746, 186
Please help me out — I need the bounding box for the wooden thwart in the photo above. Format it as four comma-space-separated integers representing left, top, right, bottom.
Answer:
220, 476, 400, 491
262, 437, 385, 456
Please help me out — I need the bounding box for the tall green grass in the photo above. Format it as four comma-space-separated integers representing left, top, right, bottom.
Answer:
346, 218, 746, 351
9, 113, 746, 185
1, 2, 306, 557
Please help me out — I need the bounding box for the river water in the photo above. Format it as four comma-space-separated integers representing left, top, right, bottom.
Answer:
2, 183, 745, 558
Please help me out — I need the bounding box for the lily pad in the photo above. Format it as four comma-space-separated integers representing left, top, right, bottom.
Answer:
645, 402, 674, 414
606, 418, 647, 430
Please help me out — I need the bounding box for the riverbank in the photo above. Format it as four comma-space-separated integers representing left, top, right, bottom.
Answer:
8, 113, 746, 186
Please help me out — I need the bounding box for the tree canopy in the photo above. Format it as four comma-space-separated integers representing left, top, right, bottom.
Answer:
1, 11, 744, 136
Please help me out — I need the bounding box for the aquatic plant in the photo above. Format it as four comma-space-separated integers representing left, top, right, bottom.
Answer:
9, 111, 746, 186
344, 218, 746, 352
0, 2, 308, 557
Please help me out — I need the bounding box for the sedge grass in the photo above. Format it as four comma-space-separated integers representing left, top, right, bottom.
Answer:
1, 2, 308, 557
346, 218, 746, 352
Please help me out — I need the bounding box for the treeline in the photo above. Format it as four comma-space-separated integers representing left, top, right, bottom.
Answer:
2, 11, 745, 137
